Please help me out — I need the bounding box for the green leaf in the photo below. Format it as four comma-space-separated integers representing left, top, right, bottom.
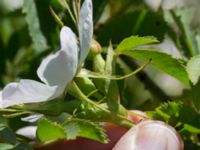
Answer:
0, 124, 16, 144
64, 118, 108, 143
186, 55, 200, 85
36, 118, 66, 142
116, 36, 158, 52
23, 0, 49, 53
0, 143, 14, 149
119, 49, 189, 84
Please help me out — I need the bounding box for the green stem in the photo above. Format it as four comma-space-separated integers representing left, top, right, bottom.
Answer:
77, 60, 151, 81
15, 100, 81, 116
120, 55, 171, 102
69, 81, 134, 128
109, 59, 151, 80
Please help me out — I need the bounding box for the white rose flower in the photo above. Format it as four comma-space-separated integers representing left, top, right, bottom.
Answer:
0, 0, 93, 108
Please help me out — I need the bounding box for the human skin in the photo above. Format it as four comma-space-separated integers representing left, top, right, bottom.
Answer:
113, 120, 184, 150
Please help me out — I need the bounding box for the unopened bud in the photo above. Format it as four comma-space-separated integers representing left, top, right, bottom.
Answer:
90, 39, 102, 54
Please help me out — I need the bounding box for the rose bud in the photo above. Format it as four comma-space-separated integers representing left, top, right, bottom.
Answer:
113, 120, 184, 150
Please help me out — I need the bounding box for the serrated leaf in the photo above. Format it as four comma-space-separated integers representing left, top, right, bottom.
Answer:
186, 55, 200, 85
116, 36, 158, 52
23, 0, 48, 52
147, 102, 200, 132
0, 124, 16, 144
36, 118, 66, 142
64, 119, 108, 143
119, 49, 189, 84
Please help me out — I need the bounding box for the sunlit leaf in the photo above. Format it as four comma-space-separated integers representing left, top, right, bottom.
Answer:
64, 118, 108, 143
119, 49, 189, 84
36, 118, 66, 142
186, 55, 200, 85
116, 36, 158, 52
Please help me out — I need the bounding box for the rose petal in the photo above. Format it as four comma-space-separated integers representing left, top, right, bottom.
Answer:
1, 80, 59, 108
78, 0, 93, 65
37, 26, 78, 87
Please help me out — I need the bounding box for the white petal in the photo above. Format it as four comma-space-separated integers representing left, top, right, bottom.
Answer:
21, 114, 43, 123
37, 26, 78, 87
1, 80, 59, 108
78, 0, 93, 65
16, 126, 37, 139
